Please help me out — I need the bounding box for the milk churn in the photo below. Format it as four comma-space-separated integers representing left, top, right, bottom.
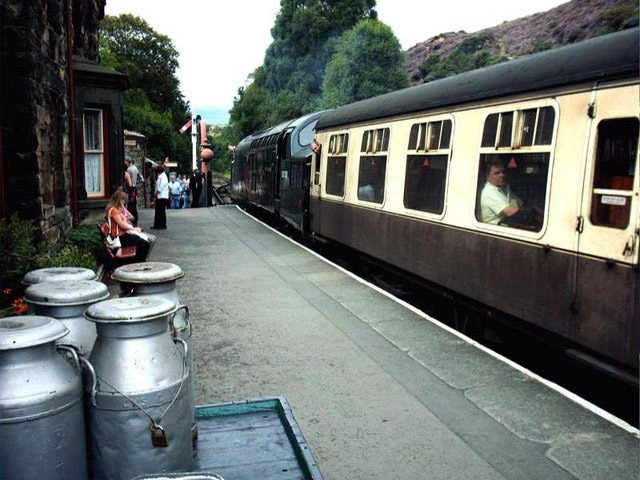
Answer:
24, 280, 109, 356
84, 296, 193, 479
112, 262, 196, 440
22, 266, 97, 286
0, 316, 88, 480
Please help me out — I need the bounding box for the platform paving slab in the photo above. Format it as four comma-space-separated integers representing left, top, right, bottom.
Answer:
138, 206, 638, 480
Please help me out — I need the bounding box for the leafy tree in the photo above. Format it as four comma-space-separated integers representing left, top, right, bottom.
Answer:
208, 126, 236, 175
228, 0, 378, 142
322, 19, 408, 108
99, 15, 192, 172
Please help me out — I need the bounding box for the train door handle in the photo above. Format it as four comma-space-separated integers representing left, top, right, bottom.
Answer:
622, 235, 635, 256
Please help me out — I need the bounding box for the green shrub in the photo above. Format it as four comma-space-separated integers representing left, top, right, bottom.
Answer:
66, 225, 103, 260
601, 6, 638, 33
531, 38, 552, 53
36, 245, 97, 271
0, 215, 100, 317
0, 214, 38, 294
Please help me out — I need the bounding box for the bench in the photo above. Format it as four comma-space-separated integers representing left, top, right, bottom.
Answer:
97, 223, 138, 279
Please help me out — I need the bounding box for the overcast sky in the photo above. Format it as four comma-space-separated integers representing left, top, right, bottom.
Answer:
104, 0, 568, 124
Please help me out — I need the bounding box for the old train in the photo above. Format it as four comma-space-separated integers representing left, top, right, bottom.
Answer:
231, 28, 639, 374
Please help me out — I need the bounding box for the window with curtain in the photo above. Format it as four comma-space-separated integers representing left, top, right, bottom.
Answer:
83, 109, 105, 197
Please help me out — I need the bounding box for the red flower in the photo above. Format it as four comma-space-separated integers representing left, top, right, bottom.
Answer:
12, 298, 28, 315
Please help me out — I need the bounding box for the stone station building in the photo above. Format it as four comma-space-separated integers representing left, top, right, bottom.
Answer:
0, 0, 127, 241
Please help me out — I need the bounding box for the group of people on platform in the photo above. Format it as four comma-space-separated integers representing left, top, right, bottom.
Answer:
151, 159, 207, 230
103, 155, 209, 263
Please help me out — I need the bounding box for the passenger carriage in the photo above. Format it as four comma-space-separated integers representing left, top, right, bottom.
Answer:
311, 28, 639, 371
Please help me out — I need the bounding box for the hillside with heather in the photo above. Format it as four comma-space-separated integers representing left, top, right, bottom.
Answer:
406, 0, 638, 84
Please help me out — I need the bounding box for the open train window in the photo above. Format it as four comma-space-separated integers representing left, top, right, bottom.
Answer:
326, 133, 349, 196
481, 107, 555, 148
589, 118, 638, 229
404, 119, 453, 214
476, 106, 556, 232
358, 128, 389, 204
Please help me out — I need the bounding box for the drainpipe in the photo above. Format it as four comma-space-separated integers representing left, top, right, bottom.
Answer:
66, 0, 79, 226
0, 2, 7, 219
0, 123, 5, 220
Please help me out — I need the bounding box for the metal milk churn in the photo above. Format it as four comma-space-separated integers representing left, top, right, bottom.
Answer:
22, 266, 97, 286
112, 262, 196, 441
84, 296, 193, 479
0, 316, 88, 480
24, 280, 109, 356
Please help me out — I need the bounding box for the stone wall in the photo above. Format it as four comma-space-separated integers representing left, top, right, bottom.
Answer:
124, 130, 147, 207
0, 0, 105, 242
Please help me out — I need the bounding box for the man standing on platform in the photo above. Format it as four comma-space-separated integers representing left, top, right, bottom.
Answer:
168, 173, 182, 209
152, 164, 169, 229
190, 167, 203, 208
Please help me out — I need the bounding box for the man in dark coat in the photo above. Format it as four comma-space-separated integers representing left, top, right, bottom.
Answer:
190, 167, 203, 208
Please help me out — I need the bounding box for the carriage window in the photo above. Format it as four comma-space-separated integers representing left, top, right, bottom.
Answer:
482, 107, 555, 149
326, 157, 346, 196
330, 133, 349, 155
481, 114, 498, 147
498, 112, 513, 147
358, 128, 390, 203
520, 109, 537, 147
475, 153, 550, 231
358, 156, 387, 203
404, 119, 453, 214
590, 118, 638, 229
534, 107, 555, 145
476, 107, 557, 231
326, 133, 349, 196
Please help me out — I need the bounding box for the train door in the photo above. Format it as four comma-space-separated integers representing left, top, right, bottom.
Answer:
577, 96, 639, 265
276, 131, 292, 198
309, 136, 323, 232
571, 85, 639, 366
277, 130, 292, 214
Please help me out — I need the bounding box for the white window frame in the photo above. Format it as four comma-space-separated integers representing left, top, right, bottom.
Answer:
474, 101, 559, 240
324, 132, 350, 199
402, 115, 455, 220
356, 126, 391, 207
83, 108, 105, 198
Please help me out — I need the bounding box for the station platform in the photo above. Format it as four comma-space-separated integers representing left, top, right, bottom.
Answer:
139, 205, 638, 480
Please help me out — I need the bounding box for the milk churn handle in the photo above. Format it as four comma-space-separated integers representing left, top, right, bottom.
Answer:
174, 337, 189, 371
78, 356, 98, 407
170, 304, 191, 338
56, 344, 81, 371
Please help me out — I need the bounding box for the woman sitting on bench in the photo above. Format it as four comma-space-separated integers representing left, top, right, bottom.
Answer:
105, 189, 154, 262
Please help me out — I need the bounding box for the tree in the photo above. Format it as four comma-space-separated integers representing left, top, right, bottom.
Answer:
322, 19, 408, 108
99, 15, 192, 172
228, 0, 378, 142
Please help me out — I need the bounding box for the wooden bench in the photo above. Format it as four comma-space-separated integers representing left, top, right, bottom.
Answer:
97, 223, 138, 279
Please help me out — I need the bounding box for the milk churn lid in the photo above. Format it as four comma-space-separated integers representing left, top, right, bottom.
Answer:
0, 316, 68, 350
22, 267, 97, 286
24, 280, 110, 307
85, 296, 176, 323
112, 262, 184, 284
